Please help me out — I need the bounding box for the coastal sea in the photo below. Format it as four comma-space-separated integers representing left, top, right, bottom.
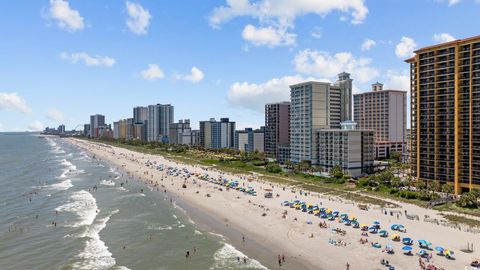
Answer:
0, 133, 267, 270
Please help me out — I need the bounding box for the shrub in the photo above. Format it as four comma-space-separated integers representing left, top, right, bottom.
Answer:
265, 163, 282, 173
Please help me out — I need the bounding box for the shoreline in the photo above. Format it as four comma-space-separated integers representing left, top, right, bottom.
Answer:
68, 138, 480, 270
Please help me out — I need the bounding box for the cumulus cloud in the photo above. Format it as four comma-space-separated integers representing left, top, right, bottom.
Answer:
361, 38, 376, 51
60, 52, 115, 67
227, 75, 314, 112
242, 24, 296, 47
140, 64, 165, 80
48, 0, 84, 32
293, 49, 378, 83
28, 121, 44, 131
433, 33, 456, 43
209, 0, 368, 47
46, 108, 66, 122
175, 67, 205, 83
0, 92, 31, 114
395, 36, 417, 59
126, 1, 152, 35
384, 70, 410, 91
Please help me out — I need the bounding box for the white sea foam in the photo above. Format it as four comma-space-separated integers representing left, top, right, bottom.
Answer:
116, 187, 128, 192
72, 209, 130, 270
194, 230, 203, 235
55, 190, 98, 227
210, 243, 268, 270
100, 180, 115, 187
47, 179, 73, 191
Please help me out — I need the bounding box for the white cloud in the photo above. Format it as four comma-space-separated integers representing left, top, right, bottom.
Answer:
48, 0, 84, 32
293, 49, 378, 83
126, 1, 152, 35
177, 67, 205, 83
0, 92, 31, 114
209, 0, 368, 27
209, 0, 368, 47
448, 0, 460, 5
227, 75, 312, 112
395, 36, 417, 59
140, 64, 165, 80
242, 24, 296, 47
385, 70, 410, 91
433, 33, 456, 43
60, 52, 115, 67
361, 38, 376, 51
311, 26, 322, 39
46, 108, 66, 122
28, 121, 44, 131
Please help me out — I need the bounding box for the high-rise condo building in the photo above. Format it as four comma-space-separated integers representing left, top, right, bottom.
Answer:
90, 114, 105, 138
354, 82, 407, 159
133, 106, 148, 123
83, 124, 91, 137
147, 104, 174, 142
317, 121, 375, 177
199, 118, 236, 149
406, 35, 480, 194
265, 102, 290, 160
289, 73, 353, 164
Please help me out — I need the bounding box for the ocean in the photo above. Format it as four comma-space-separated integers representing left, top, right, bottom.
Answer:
0, 133, 267, 270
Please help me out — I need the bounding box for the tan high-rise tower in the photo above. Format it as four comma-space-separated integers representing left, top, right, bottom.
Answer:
406, 35, 480, 194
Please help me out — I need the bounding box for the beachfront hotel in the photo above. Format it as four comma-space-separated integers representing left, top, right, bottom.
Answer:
289, 73, 353, 164
317, 121, 375, 177
406, 35, 480, 194
235, 127, 265, 153
199, 118, 236, 149
354, 82, 407, 160
264, 102, 290, 161
147, 104, 174, 142
90, 114, 105, 138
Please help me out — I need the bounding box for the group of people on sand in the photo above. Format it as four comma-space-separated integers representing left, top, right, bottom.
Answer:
277, 254, 286, 266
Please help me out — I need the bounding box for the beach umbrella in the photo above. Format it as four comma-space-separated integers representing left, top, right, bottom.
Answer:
385, 244, 393, 250
391, 234, 400, 240
418, 240, 432, 246
340, 213, 348, 217
373, 221, 381, 225
443, 249, 454, 256
379, 230, 388, 236
391, 224, 399, 230
435, 246, 444, 253
417, 250, 427, 255
402, 246, 412, 251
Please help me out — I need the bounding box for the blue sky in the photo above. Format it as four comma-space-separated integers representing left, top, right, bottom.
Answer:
0, 0, 479, 132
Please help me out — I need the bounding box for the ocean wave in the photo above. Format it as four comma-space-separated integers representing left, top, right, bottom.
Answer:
194, 230, 203, 235
100, 180, 115, 187
116, 187, 128, 192
73, 209, 130, 270
147, 224, 173, 231
60, 159, 77, 170
210, 243, 268, 270
55, 190, 98, 227
47, 179, 73, 191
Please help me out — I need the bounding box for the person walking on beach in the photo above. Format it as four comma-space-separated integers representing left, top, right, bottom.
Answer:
346, 262, 350, 270
185, 251, 190, 259
282, 254, 285, 263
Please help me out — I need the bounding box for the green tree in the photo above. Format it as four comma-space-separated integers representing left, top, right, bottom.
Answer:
329, 165, 344, 179
456, 192, 479, 208
441, 182, 454, 195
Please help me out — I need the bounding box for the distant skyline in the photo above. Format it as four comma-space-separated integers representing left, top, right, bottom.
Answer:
0, 0, 479, 132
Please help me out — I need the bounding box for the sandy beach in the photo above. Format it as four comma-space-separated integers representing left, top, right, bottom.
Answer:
69, 138, 480, 270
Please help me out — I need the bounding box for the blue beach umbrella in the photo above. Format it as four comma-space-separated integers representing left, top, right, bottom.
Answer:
402, 246, 412, 251
373, 221, 381, 225
435, 246, 444, 253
